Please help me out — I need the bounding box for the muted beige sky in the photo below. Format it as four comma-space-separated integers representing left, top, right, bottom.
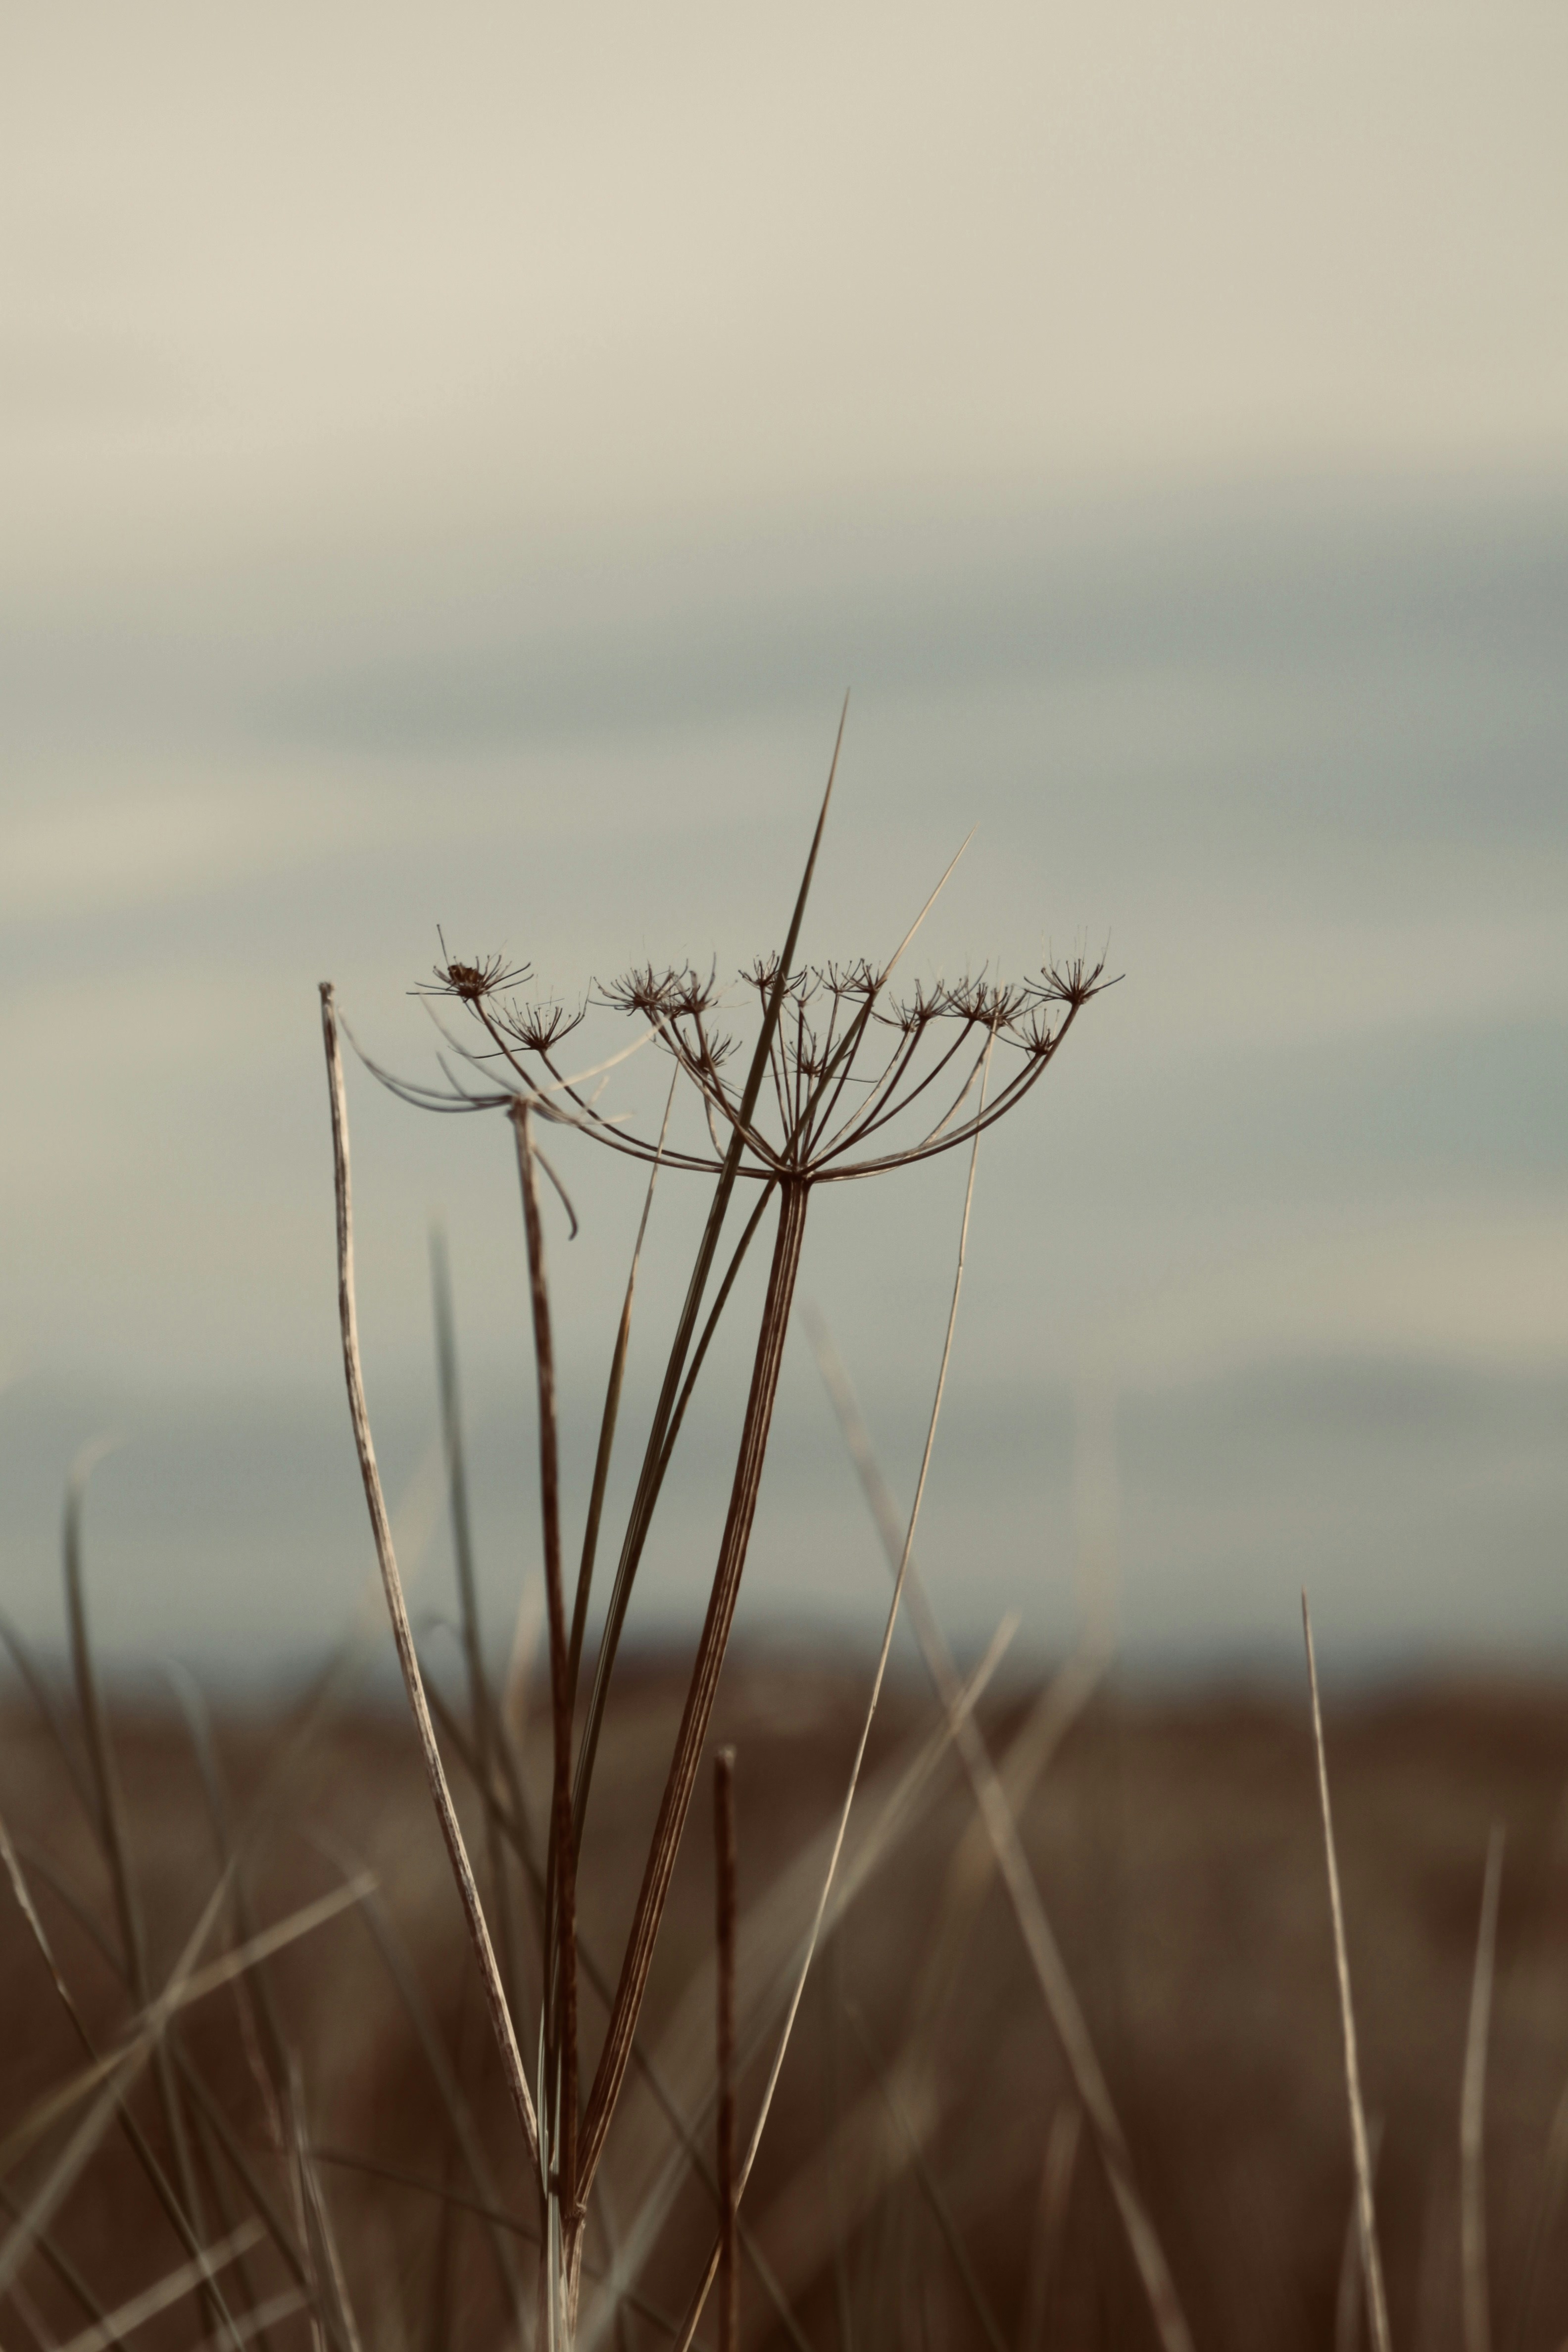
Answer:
5, 3, 1568, 587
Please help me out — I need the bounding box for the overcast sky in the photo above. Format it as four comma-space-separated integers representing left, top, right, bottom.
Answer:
2, 6, 1565, 1676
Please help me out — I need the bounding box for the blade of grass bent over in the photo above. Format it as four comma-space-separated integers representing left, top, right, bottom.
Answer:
1461, 1825, 1504, 2352
319, 982, 540, 2179
1304, 1594, 1393, 2352
573, 708, 844, 1836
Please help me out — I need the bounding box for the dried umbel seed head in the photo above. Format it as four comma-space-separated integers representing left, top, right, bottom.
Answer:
1038, 951, 1110, 1010
497, 999, 588, 1054
414, 930, 532, 1005
602, 963, 720, 1022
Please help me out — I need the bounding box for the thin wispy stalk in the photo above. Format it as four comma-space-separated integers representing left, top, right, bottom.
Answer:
809, 1304, 1193, 2352
431, 1224, 523, 2035
1462, 1825, 1505, 2352
714, 1748, 738, 2352
63, 1441, 228, 2342
1303, 1594, 1393, 2352
318, 982, 540, 2180
48, 2224, 264, 2352
845, 2005, 1007, 2352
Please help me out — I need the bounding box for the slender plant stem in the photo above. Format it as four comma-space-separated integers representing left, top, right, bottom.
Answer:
318, 984, 540, 2182
714, 1749, 738, 2352
512, 1100, 583, 2317
431, 1225, 523, 2034
1462, 1824, 1505, 2352
1303, 1595, 1392, 2352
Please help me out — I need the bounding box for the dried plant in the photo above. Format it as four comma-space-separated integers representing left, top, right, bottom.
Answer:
326, 723, 1111, 2339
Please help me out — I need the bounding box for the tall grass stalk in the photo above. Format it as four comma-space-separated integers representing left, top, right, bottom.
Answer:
1304, 1594, 1394, 2352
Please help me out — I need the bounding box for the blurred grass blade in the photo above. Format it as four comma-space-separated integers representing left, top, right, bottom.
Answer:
844, 2004, 1006, 2352
1304, 1596, 1393, 2352
63, 1437, 221, 2331
50, 2224, 264, 2352
1462, 1825, 1505, 2352
1019, 2100, 1082, 2352
714, 1749, 738, 2352
810, 1268, 1195, 2352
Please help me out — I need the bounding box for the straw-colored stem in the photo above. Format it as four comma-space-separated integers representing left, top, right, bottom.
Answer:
1303, 1595, 1392, 2352
318, 985, 540, 2184
1462, 1825, 1505, 2352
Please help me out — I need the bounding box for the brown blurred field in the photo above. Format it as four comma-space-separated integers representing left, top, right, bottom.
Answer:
5, 1653, 1568, 2352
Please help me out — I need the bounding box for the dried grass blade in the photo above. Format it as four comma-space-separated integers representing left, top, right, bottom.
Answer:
49, 2225, 264, 2352
321, 1853, 527, 2322
0, 2185, 125, 2351
63, 1442, 223, 2337
312, 2149, 539, 2244
0, 1810, 256, 2352
810, 1306, 1193, 2352
714, 1750, 738, 2352
290, 2066, 364, 2352
431, 1225, 523, 2034
581, 1631, 1011, 2352
845, 2006, 1006, 2352
319, 981, 539, 2176
1019, 2100, 1082, 2352
0, 1616, 98, 1827
1333, 2118, 1383, 2352
1303, 1595, 1393, 2352
1462, 1825, 1505, 2352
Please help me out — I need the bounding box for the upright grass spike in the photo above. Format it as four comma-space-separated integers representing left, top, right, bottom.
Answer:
63, 1439, 233, 2348
1304, 1594, 1393, 2352
713, 1748, 739, 2352
1462, 1825, 1505, 2352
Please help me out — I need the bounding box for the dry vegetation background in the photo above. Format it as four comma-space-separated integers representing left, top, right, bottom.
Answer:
7, 1644, 1568, 2351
